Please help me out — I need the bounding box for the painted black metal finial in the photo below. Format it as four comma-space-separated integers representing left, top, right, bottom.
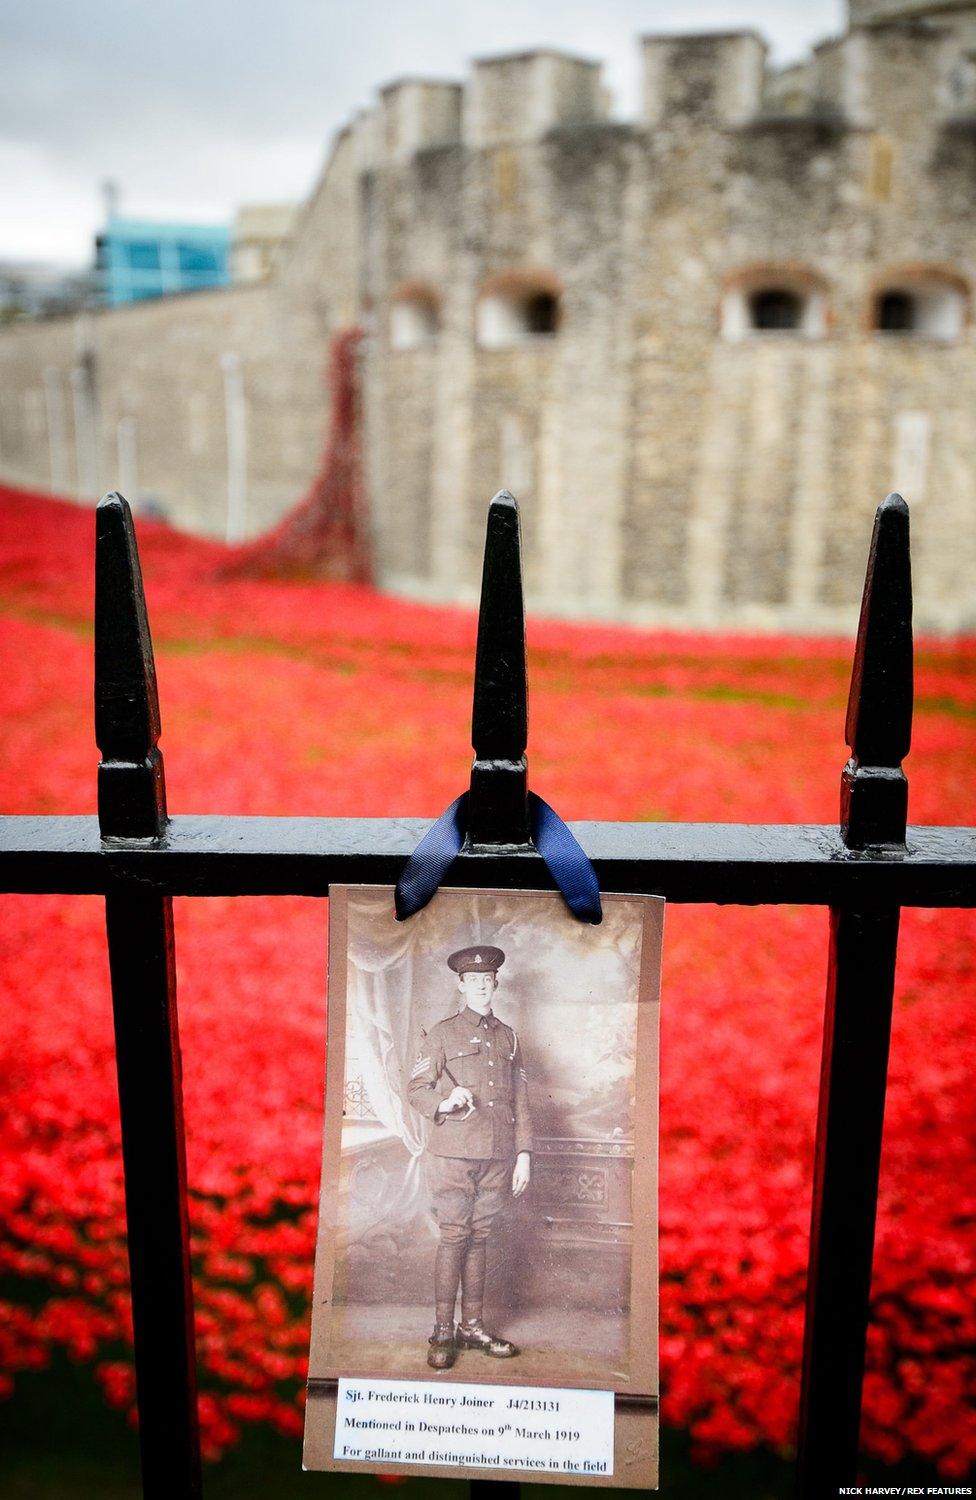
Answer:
95, 493, 167, 839
395, 490, 598, 919
841, 493, 912, 849
467, 491, 530, 847
798, 494, 914, 1499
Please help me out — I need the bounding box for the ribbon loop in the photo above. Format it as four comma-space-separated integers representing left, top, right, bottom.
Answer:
394, 790, 602, 925
393, 793, 468, 921
527, 792, 602, 924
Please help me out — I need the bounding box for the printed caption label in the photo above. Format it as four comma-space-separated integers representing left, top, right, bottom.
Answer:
335, 1377, 615, 1476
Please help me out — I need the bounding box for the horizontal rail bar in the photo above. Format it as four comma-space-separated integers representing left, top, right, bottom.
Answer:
1, 816, 974, 904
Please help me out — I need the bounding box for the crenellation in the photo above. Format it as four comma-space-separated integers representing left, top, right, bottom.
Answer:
812, 33, 873, 123
641, 32, 767, 128
857, 23, 957, 126
379, 80, 462, 161
761, 59, 818, 117
463, 51, 606, 149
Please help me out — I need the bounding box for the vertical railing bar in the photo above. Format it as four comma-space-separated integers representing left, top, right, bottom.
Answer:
467, 490, 531, 848
796, 493, 912, 1500
96, 493, 202, 1499
465, 492, 529, 1500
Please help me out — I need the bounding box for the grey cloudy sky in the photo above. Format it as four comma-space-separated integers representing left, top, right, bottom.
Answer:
0, 0, 843, 268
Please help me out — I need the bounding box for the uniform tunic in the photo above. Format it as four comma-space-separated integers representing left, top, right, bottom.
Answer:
408, 1006, 533, 1159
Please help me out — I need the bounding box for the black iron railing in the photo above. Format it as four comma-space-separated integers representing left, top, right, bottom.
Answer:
1, 488, 974, 1500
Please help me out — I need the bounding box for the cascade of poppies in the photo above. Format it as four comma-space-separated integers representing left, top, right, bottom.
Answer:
221, 326, 371, 583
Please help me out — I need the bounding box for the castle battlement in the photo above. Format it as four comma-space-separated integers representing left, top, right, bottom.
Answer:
341, 5, 976, 179
378, 79, 462, 160
641, 32, 767, 126
464, 50, 606, 146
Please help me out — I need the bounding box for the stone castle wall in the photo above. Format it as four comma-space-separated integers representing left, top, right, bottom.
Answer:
0, 125, 366, 540
362, 25, 976, 630
2, 5, 976, 629
0, 284, 324, 538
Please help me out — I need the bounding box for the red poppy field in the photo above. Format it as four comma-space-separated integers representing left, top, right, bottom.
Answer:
0, 486, 973, 1478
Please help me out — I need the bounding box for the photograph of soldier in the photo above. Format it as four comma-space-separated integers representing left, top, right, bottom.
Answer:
305, 885, 661, 1400
407, 943, 532, 1370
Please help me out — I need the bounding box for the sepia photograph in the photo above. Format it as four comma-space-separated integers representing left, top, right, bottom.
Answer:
3, 2, 975, 1494
304, 884, 662, 1484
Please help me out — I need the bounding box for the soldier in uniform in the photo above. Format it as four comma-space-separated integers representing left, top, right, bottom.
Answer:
407, 945, 532, 1370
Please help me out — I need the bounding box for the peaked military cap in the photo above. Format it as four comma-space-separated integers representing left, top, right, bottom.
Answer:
447, 945, 505, 975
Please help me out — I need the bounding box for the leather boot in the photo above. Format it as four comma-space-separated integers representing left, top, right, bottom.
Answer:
459, 1238, 487, 1327
427, 1322, 457, 1370
456, 1318, 519, 1358
434, 1239, 466, 1328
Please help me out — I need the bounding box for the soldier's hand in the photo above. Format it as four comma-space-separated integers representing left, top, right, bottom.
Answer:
438, 1086, 474, 1115
512, 1152, 531, 1197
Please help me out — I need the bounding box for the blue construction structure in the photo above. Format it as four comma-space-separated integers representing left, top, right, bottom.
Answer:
96, 218, 231, 305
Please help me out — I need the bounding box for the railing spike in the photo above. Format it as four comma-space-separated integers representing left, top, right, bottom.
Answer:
798, 493, 914, 1497
95, 496, 200, 1493
467, 490, 530, 847
95, 492, 167, 838
841, 493, 912, 849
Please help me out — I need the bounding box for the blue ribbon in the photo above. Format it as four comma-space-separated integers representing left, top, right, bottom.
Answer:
527, 792, 603, 924
394, 790, 602, 925
393, 793, 469, 923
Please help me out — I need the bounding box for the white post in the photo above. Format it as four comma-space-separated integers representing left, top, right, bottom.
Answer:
24, 388, 45, 442
43, 367, 69, 494
70, 364, 99, 498
117, 416, 138, 504
221, 352, 247, 543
